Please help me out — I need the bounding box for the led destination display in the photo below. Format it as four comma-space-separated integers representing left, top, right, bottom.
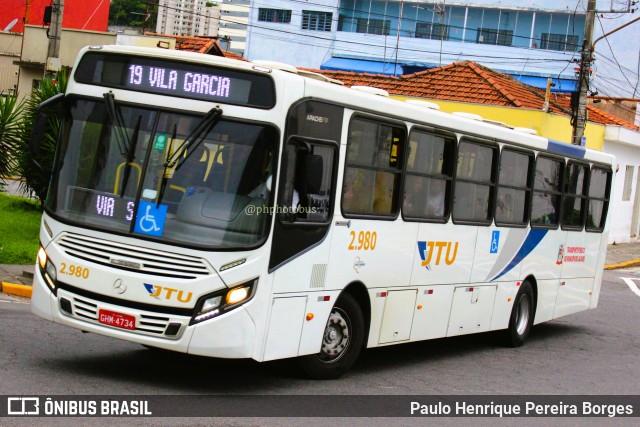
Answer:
75, 52, 275, 107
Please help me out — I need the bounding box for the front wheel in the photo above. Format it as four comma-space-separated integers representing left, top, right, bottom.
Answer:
505, 281, 535, 347
299, 293, 365, 379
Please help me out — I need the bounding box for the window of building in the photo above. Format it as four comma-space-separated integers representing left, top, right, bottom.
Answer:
623, 165, 634, 201
495, 148, 533, 226
403, 129, 455, 221
541, 33, 579, 51
453, 139, 498, 224
258, 8, 292, 23
415, 23, 450, 40
586, 167, 611, 232
355, 18, 390, 35
302, 10, 332, 31
562, 162, 588, 229
531, 156, 564, 228
342, 117, 405, 217
477, 28, 513, 46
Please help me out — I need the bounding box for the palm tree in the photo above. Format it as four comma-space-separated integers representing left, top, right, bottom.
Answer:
0, 94, 24, 192
17, 72, 67, 205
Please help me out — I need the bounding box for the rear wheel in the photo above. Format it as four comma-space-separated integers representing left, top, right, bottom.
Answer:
505, 281, 534, 347
299, 293, 365, 379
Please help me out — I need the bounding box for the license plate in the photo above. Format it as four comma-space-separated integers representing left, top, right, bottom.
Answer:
98, 309, 136, 330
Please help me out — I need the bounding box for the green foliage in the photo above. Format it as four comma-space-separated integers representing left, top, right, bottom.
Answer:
16, 72, 67, 206
109, 0, 157, 30
0, 193, 41, 264
0, 94, 24, 190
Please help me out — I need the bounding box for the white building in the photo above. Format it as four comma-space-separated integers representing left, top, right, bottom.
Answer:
156, 0, 221, 37
603, 125, 640, 243
218, 0, 250, 55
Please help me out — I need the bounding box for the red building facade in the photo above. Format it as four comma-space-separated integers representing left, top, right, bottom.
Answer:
1, 0, 109, 33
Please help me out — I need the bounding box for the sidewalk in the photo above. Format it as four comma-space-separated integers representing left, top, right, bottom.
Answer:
2, 241, 639, 299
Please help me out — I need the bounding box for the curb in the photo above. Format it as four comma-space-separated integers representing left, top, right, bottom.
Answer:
603, 259, 640, 270
1, 282, 33, 298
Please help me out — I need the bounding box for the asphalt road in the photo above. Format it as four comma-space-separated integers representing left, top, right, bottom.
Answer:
1, 268, 639, 426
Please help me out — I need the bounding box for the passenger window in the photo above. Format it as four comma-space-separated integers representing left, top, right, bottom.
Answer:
586, 167, 611, 232
342, 117, 405, 217
280, 139, 336, 223
531, 156, 563, 228
562, 162, 588, 229
453, 140, 498, 224
495, 149, 533, 226
403, 129, 455, 221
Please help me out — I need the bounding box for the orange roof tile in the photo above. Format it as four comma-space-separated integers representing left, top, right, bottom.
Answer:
303, 61, 638, 131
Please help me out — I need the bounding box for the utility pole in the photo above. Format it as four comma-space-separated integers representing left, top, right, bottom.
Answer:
45, 0, 64, 80
571, 0, 596, 146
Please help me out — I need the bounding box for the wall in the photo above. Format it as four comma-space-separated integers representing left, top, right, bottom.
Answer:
391, 96, 605, 149
17, 26, 115, 97
0, 32, 21, 94
0, 0, 109, 33
603, 130, 640, 243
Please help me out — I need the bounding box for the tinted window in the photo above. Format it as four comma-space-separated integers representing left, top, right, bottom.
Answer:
495, 149, 533, 226
562, 162, 588, 229
403, 129, 455, 221
586, 167, 612, 232
531, 156, 563, 227
453, 140, 498, 223
342, 118, 405, 217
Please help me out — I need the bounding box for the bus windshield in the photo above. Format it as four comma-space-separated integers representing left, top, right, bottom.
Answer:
46, 97, 278, 249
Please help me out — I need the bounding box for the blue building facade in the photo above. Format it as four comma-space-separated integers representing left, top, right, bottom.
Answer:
245, 1, 588, 92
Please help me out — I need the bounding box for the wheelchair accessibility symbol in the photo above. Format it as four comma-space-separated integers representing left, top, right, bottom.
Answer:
134, 201, 168, 237
490, 230, 500, 254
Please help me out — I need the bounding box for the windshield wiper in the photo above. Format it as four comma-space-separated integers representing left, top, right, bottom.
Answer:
156, 106, 223, 207
103, 92, 131, 159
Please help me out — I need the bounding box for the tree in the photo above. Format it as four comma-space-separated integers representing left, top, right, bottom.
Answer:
0, 95, 24, 192
16, 73, 67, 206
109, 0, 157, 31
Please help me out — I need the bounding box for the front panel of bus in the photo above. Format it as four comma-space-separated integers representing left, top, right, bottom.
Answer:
31, 46, 303, 359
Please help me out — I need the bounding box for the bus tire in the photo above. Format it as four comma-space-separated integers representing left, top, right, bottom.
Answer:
299, 293, 365, 380
506, 281, 534, 347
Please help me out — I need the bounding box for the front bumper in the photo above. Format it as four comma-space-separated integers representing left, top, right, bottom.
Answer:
31, 269, 257, 359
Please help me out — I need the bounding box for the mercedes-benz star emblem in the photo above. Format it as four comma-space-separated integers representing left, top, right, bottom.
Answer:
113, 279, 127, 294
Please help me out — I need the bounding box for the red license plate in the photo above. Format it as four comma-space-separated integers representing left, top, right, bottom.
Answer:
98, 309, 136, 330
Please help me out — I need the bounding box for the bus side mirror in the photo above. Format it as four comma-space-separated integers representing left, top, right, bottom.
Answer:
30, 93, 65, 174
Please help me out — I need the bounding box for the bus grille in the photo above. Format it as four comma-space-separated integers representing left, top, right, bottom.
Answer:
56, 233, 211, 279
64, 293, 187, 339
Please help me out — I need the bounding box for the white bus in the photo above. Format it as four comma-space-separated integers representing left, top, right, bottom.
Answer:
31, 45, 613, 379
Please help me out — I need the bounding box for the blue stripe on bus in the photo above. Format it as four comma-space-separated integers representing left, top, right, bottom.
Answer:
546, 139, 586, 159
491, 229, 548, 281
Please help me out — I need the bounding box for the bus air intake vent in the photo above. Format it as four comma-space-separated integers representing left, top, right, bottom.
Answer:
56, 233, 211, 279
310, 264, 327, 288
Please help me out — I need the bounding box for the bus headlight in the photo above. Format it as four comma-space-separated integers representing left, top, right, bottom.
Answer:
38, 245, 57, 293
191, 278, 257, 325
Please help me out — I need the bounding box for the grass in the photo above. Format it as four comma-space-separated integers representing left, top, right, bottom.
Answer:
0, 193, 41, 264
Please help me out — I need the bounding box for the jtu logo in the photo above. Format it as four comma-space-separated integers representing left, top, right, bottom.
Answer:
144, 284, 192, 303
417, 241, 459, 268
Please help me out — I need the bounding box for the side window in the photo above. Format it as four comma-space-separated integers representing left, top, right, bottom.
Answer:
531, 156, 564, 228
342, 117, 405, 217
495, 148, 533, 226
562, 162, 589, 229
280, 139, 336, 223
453, 139, 498, 224
586, 167, 612, 232
402, 128, 455, 221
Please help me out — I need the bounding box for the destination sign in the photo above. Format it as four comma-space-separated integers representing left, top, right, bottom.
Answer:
74, 51, 275, 108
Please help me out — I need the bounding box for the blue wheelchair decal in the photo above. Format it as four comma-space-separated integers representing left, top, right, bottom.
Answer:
490, 230, 500, 254
134, 201, 168, 237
